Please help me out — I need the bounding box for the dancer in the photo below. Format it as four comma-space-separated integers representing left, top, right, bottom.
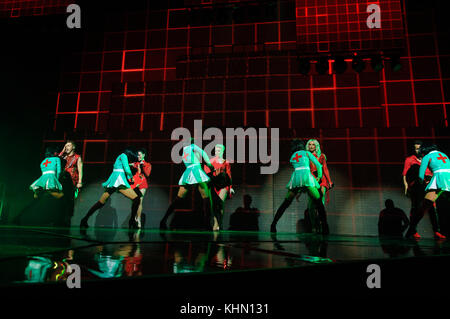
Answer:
305, 139, 333, 233
59, 140, 83, 196
405, 145, 448, 239
203, 144, 234, 231
271, 139, 329, 234
80, 148, 141, 229
30, 146, 64, 199
402, 140, 433, 239
129, 148, 152, 229
160, 138, 215, 230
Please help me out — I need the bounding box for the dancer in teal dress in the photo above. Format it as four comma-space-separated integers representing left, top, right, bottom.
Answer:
30, 147, 64, 199
405, 145, 449, 239
160, 138, 215, 230
270, 139, 329, 234
80, 148, 141, 229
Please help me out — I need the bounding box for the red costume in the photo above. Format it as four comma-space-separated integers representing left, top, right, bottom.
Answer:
403, 155, 432, 179
309, 153, 333, 190
61, 153, 81, 186
130, 161, 152, 190
204, 157, 233, 198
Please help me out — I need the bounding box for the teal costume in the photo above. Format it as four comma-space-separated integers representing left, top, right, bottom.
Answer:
286, 150, 322, 189
30, 156, 63, 192
419, 151, 450, 192
102, 153, 134, 189
178, 144, 210, 185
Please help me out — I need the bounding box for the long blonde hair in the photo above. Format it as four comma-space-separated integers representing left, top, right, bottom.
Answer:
306, 139, 321, 158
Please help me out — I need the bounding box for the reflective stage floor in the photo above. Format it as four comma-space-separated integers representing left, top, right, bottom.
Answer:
1, 225, 450, 296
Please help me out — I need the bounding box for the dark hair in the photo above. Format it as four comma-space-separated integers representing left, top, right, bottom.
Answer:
413, 139, 423, 146
385, 199, 394, 209
123, 147, 138, 163
291, 139, 305, 154
44, 146, 58, 158
137, 148, 147, 158
419, 144, 439, 157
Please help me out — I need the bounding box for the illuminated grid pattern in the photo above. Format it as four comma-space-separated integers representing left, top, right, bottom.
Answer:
295, 0, 405, 53
0, 0, 72, 18
48, 0, 450, 236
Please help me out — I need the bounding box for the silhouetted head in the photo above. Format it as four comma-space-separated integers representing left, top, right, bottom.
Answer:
123, 147, 138, 163
44, 146, 58, 158
418, 144, 439, 158
385, 199, 394, 209
291, 139, 305, 154
243, 194, 252, 208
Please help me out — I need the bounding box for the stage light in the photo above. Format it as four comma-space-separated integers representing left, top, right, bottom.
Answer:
333, 56, 347, 74
351, 56, 365, 73
370, 55, 384, 72
390, 55, 402, 72
315, 57, 329, 75
297, 57, 310, 75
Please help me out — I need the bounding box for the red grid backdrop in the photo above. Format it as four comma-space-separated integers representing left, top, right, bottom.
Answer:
0, 0, 72, 18
46, 0, 450, 235
295, 0, 405, 52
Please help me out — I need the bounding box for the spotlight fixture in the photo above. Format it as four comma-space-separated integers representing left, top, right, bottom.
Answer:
298, 57, 311, 75
333, 56, 347, 74
390, 55, 402, 72
315, 57, 329, 75
370, 55, 384, 72
351, 56, 366, 73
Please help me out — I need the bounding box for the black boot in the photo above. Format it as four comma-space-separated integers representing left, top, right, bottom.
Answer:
160, 196, 183, 230
405, 199, 428, 238
202, 198, 213, 231
129, 197, 140, 229
271, 198, 292, 233
315, 199, 329, 235
80, 201, 105, 228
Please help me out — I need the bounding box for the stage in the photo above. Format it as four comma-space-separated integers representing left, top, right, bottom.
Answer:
1, 225, 450, 296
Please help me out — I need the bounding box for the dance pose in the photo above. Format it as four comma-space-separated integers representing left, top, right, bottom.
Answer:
405, 145, 448, 239
160, 139, 215, 230
402, 140, 434, 239
30, 147, 64, 199
305, 139, 333, 233
59, 140, 83, 195
271, 139, 329, 234
80, 149, 141, 229
129, 148, 152, 229
203, 144, 234, 231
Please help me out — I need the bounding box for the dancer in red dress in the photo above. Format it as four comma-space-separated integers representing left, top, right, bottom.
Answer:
402, 140, 433, 239
204, 144, 234, 231
305, 139, 333, 233
129, 149, 152, 229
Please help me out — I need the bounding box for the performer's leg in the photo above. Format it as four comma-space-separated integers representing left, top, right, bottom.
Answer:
214, 189, 228, 231
135, 188, 146, 228
308, 187, 329, 235
407, 184, 423, 238
307, 196, 319, 233
118, 188, 141, 229
198, 182, 213, 231
271, 190, 296, 233
80, 191, 111, 228
423, 191, 446, 239
160, 186, 189, 229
